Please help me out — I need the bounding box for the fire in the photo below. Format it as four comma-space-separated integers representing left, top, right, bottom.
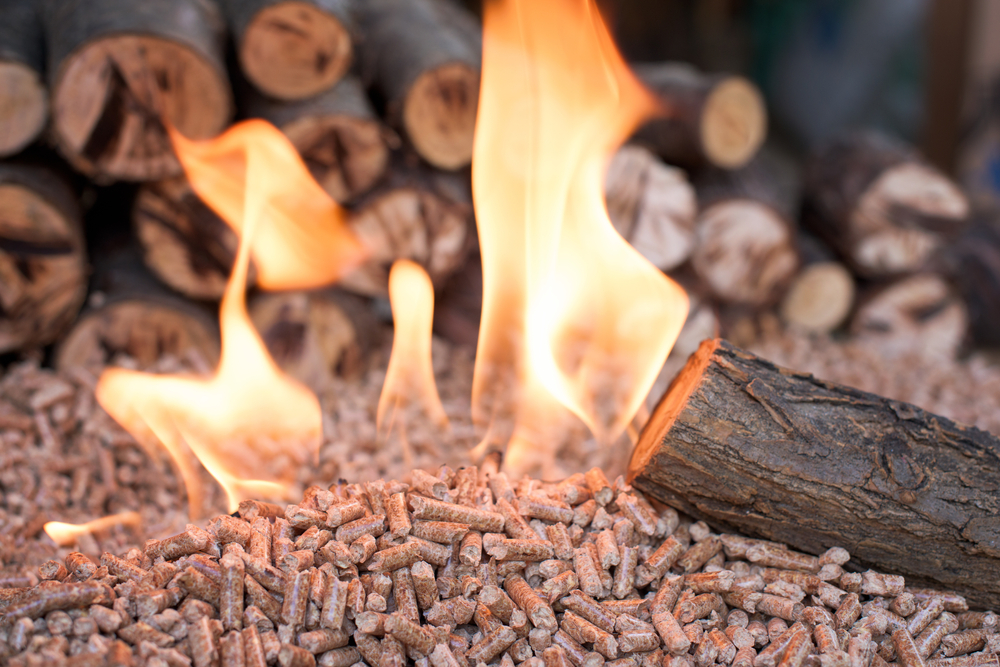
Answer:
472, 0, 688, 472
44, 512, 141, 547
96, 121, 366, 515
377, 260, 450, 463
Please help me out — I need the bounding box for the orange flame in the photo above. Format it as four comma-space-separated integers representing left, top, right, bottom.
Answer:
472, 0, 688, 471
96, 121, 366, 515
44, 512, 141, 547
378, 260, 449, 451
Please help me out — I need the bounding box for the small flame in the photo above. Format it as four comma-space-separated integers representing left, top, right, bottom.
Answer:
44, 512, 141, 547
472, 0, 688, 472
97, 121, 366, 515
378, 260, 449, 456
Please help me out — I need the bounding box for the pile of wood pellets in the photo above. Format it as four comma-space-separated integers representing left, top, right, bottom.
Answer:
2, 465, 998, 667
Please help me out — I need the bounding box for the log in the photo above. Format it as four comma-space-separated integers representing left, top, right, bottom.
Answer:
803, 132, 969, 279
433, 251, 482, 347
632, 62, 767, 170
55, 248, 219, 374
220, 0, 353, 101
352, 0, 481, 169
43, 0, 232, 181
132, 175, 253, 301
0, 0, 47, 157
0, 161, 87, 352
778, 262, 855, 334
940, 216, 1000, 347
340, 157, 474, 298
629, 338, 1000, 609
249, 288, 379, 389
690, 160, 799, 307
243, 75, 392, 203
850, 273, 968, 362
604, 145, 697, 272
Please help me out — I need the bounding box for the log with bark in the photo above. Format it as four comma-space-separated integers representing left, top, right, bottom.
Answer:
632, 62, 767, 170
132, 175, 252, 301
940, 215, 1000, 348
604, 144, 698, 272
249, 288, 379, 389
0, 161, 87, 353
629, 337, 1000, 609
0, 0, 47, 157
779, 233, 856, 334
690, 159, 799, 307
42, 0, 232, 182
352, 0, 481, 170
432, 250, 482, 347
803, 131, 970, 279
340, 157, 474, 297
55, 248, 219, 374
220, 0, 353, 101
243, 75, 393, 204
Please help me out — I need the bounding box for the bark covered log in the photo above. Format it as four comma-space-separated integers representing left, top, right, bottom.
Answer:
940, 216, 1000, 347
0, 0, 47, 157
803, 132, 969, 279
353, 0, 481, 170
220, 0, 353, 101
0, 161, 87, 352
243, 75, 392, 203
629, 338, 1000, 609
632, 62, 767, 170
43, 0, 232, 181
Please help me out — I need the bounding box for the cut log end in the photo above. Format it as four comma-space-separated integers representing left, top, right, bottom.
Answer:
779, 262, 855, 333
700, 76, 767, 170
0, 62, 47, 157
52, 34, 231, 181
403, 62, 479, 170
240, 0, 353, 100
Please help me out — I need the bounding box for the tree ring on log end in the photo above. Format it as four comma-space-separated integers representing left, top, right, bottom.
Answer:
700, 77, 766, 170
240, 1, 353, 101
51, 35, 231, 181
0, 63, 47, 157
403, 62, 480, 170
779, 262, 855, 333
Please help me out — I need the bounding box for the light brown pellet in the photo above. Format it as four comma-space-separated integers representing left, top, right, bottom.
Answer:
393, 568, 420, 623
615, 494, 658, 537
891, 593, 917, 618
757, 594, 804, 622
177, 568, 221, 607
562, 610, 618, 659
652, 608, 690, 655
757, 623, 807, 667
519, 495, 575, 525
410, 561, 439, 610
335, 514, 386, 544
894, 628, 927, 667
676, 593, 723, 624
746, 545, 818, 573
687, 571, 736, 594
708, 628, 738, 663
815, 624, 840, 653
612, 547, 638, 600
942, 630, 988, 657
239, 500, 285, 521
65, 552, 97, 580
733, 645, 756, 667
490, 539, 555, 562
411, 522, 469, 545
278, 643, 316, 667
318, 648, 361, 667
410, 496, 505, 532
101, 552, 147, 583
220, 552, 245, 632
386, 493, 412, 539
835, 594, 862, 629
910, 590, 969, 614
574, 500, 599, 527
213, 515, 253, 549
777, 625, 813, 667
562, 590, 617, 634
618, 628, 659, 653
723, 588, 763, 614
541, 570, 579, 603
136, 587, 183, 617
321, 575, 348, 631
546, 524, 575, 561
909, 599, 948, 637
298, 627, 349, 653
367, 542, 422, 573
726, 625, 755, 649
468, 624, 518, 663
245, 575, 283, 625
914, 612, 957, 658
220, 630, 245, 666
146, 527, 211, 562
574, 547, 604, 599
458, 531, 482, 567
585, 468, 614, 506
506, 574, 558, 632
677, 537, 721, 574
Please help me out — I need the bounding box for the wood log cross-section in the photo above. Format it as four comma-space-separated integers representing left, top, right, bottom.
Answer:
43, 0, 233, 181
0, 0, 48, 157
629, 338, 1000, 609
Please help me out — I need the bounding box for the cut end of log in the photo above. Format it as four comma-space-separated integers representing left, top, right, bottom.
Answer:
51, 34, 231, 181
0, 62, 47, 157
700, 76, 767, 170
403, 62, 479, 169
779, 262, 855, 333
240, 0, 353, 100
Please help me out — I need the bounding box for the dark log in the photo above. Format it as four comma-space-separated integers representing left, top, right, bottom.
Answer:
42, 0, 232, 181
940, 215, 1000, 348
604, 145, 697, 272
690, 160, 799, 307
0, 0, 47, 156
352, 0, 481, 170
340, 156, 474, 298
803, 132, 969, 279
632, 62, 767, 170
630, 338, 1000, 609
433, 251, 482, 347
0, 161, 87, 352
243, 75, 392, 203
220, 0, 353, 101
55, 247, 219, 374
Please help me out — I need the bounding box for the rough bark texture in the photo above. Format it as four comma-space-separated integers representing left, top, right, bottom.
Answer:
352, 0, 481, 169
243, 75, 392, 203
629, 338, 1000, 609
940, 216, 1000, 347
220, 0, 353, 100
0, 161, 87, 352
55, 248, 219, 374
0, 0, 47, 156
803, 132, 969, 279
43, 0, 232, 181
632, 62, 766, 170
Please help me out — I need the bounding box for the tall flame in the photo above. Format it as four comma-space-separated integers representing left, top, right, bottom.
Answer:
472, 0, 688, 471
96, 121, 366, 515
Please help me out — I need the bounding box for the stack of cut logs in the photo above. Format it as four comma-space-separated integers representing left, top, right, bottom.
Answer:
0, 0, 997, 391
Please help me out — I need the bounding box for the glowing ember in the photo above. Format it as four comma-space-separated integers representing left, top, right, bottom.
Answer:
97, 121, 366, 515
44, 512, 141, 547
472, 0, 689, 472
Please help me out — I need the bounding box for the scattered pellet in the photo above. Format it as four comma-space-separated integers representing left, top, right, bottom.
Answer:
410, 496, 504, 532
